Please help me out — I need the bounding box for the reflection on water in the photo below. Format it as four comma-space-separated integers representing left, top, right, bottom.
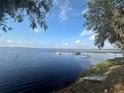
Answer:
0, 48, 122, 93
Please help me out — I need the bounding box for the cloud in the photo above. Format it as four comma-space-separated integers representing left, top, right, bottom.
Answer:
0, 39, 45, 48
89, 34, 96, 41
63, 42, 69, 46
80, 29, 93, 36
103, 41, 114, 49
54, 40, 114, 49
7, 40, 14, 43
0, 38, 87, 49
75, 40, 82, 44
81, 8, 88, 15
0, 39, 23, 47
1, 39, 114, 49
74, 40, 86, 48
58, 0, 72, 21
55, 40, 87, 48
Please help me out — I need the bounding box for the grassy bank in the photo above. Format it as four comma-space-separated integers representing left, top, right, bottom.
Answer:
80, 59, 123, 78
55, 57, 124, 93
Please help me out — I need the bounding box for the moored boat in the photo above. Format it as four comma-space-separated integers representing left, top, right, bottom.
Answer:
56, 52, 61, 55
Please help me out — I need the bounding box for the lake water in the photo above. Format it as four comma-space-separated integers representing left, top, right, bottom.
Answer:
0, 48, 122, 93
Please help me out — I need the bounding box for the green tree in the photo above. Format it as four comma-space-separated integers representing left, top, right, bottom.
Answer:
0, 0, 52, 32
84, 0, 124, 52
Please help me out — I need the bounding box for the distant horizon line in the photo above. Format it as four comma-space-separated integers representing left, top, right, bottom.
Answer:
0, 46, 117, 50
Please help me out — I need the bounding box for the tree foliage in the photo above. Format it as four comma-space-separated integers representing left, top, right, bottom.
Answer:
84, 0, 124, 50
0, 0, 53, 32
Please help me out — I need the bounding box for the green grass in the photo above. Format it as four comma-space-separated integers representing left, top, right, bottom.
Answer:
80, 60, 122, 78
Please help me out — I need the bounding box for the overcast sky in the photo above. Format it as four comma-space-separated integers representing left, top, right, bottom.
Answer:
0, 0, 114, 49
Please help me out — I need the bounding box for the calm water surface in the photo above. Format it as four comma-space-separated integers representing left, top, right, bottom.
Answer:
0, 48, 122, 93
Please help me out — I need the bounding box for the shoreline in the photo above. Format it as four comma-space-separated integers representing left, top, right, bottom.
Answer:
54, 57, 124, 93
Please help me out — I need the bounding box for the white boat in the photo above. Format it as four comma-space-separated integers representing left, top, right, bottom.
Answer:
56, 52, 61, 55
